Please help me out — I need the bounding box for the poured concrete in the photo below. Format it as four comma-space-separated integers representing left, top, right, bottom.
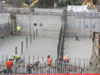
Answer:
64, 37, 92, 66
0, 13, 61, 64
0, 8, 98, 67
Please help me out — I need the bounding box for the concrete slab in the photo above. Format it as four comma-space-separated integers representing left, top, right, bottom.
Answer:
0, 13, 61, 64
64, 37, 92, 66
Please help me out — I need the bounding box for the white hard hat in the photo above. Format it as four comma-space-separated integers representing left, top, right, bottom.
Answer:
2, 1, 5, 4
12, 54, 15, 56
9, 57, 12, 60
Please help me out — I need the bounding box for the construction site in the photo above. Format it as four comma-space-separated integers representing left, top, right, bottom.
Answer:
0, 0, 100, 74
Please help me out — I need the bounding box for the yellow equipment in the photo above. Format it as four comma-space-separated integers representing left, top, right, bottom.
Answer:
31, 0, 39, 7
82, 0, 96, 9
22, 0, 39, 8
22, 2, 29, 7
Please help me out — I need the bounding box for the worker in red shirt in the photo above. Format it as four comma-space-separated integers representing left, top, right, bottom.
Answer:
47, 54, 52, 66
63, 55, 69, 64
6, 58, 13, 74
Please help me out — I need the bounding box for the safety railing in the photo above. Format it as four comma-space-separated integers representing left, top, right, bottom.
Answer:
0, 54, 89, 74
0, 62, 89, 74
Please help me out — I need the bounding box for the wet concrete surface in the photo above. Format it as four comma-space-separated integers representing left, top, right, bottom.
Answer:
0, 13, 61, 64
64, 37, 92, 66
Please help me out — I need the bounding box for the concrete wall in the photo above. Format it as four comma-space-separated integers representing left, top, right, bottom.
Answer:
17, 14, 61, 37
65, 12, 100, 38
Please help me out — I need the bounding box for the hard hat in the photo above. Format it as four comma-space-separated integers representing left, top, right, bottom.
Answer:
9, 57, 12, 59
12, 54, 15, 56
2, 1, 5, 4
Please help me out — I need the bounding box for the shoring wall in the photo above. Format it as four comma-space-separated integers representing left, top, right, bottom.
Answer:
65, 12, 100, 38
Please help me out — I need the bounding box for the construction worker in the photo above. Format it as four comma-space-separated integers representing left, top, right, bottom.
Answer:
75, 33, 79, 41
17, 26, 21, 32
26, 64, 33, 74
63, 55, 69, 64
12, 54, 20, 63
6, 58, 13, 74
44, 54, 52, 73
34, 60, 40, 66
47, 54, 52, 67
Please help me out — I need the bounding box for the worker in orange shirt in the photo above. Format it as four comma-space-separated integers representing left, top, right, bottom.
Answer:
47, 54, 52, 66
46, 54, 52, 73
6, 58, 13, 74
63, 55, 69, 64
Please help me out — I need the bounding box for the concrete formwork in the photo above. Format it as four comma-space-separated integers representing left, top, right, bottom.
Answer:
89, 33, 100, 73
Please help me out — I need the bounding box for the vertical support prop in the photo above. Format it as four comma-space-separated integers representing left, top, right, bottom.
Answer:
33, 31, 35, 40
21, 41, 23, 54
30, 34, 32, 44
28, 56, 30, 64
15, 46, 17, 54
84, 58, 85, 72
26, 37, 28, 48
36, 29, 38, 37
